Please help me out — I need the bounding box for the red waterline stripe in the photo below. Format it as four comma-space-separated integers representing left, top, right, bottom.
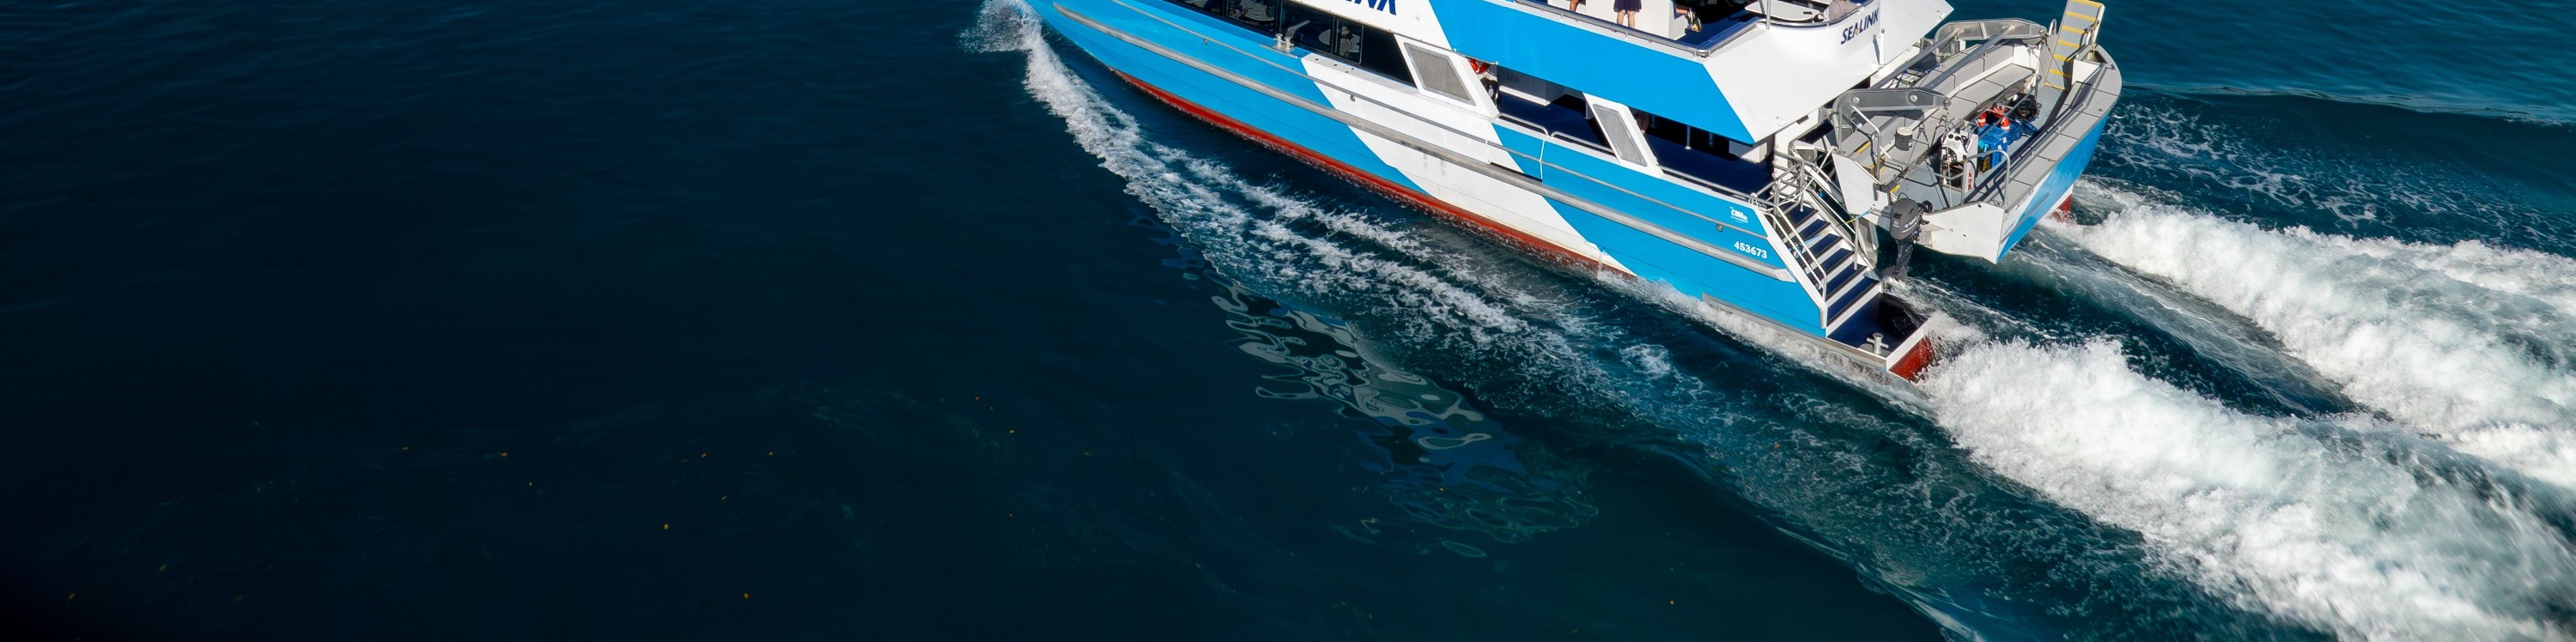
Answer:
1109, 70, 1609, 274
1110, 71, 1938, 381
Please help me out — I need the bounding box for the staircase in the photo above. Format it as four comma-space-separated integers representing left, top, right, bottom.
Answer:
1758, 164, 1878, 330
2043, 0, 2105, 91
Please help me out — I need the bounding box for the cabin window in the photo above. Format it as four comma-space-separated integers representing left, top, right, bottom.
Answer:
1281, 4, 1414, 84
1632, 109, 1771, 193
1489, 67, 1613, 152
1163, 0, 1285, 33
1224, 0, 1285, 32
1349, 23, 1413, 83
1163, 0, 1414, 85
1401, 44, 1473, 104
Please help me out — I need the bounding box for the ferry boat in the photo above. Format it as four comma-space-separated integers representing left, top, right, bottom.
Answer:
1036, 0, 2122, 380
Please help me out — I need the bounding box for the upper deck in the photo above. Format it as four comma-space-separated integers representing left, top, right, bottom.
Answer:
1273, 0, 1954, 144
1526, 0, 1897, 51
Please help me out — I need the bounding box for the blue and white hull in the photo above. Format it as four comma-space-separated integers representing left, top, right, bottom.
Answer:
1037, 0, 2122, 380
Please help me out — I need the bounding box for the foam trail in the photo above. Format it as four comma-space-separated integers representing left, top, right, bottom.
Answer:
974, 6, 2576, 639
967, 7, 2048, 635
1923, 341, 2576, 641
2057, 185, 2576, 491
967, 0, 1560, 348
2098, 97, 2545, 227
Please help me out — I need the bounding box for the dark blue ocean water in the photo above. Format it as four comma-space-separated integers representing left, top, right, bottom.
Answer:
5, 1, 2574, 639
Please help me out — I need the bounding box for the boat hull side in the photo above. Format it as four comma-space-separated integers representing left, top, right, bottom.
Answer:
1042, 0, 1828, 337
1992, 99, 2111, 262
1113, 68, 1619, 273
1038, 0, 1425, 195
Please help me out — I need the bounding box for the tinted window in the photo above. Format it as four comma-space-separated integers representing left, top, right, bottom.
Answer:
1281, 5, 1343, 57
1171, 0, 1227, 15
1282, 4, 1412, 85
1228, 0, 1284, 33
1355, 22, 1413, 84
1167, 0, 1284, 34
1637, 111, 1737, 154
1163, 1, 1413, 86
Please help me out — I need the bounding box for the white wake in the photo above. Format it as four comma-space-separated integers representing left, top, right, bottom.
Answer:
965, 0, 1563, 350
1923, 340, 2576, 641
2057, 185, 2576, 492
973, 3, 2576, 639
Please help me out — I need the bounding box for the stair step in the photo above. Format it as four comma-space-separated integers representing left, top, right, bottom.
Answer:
1821, 265, 1861, 295
1825, 276, 1878, 323
1785, 205, 1819, 226
1797, 218, 1829, 239
1805, 232, 1844, 253
1815, 248, 1853, 276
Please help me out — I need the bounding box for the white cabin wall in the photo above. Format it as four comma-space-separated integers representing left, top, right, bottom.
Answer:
1301, 57, 1634, 274
1301, 0, 1453, 48
1704, 0, 1953, 142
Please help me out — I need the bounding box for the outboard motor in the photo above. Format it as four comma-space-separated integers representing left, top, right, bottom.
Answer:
1883, 198, 1926, 282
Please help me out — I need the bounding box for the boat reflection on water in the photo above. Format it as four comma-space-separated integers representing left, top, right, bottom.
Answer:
1211, 280, 1595, 555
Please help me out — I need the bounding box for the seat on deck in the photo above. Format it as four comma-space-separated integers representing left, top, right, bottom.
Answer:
1644, 137, 1771, 193
1496, 93, 1604, 145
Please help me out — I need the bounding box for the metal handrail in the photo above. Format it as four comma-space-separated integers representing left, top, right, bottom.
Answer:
1107, 0, 1770, 209
1914, 26, 2049, 99
1753, 206, 1832, 291
1551, 130, 1613, 154
1755, 155, 1870, 301
1955, 20, 2111, 203
1076, 0, 1796, 279
1927, 18, 2045, 55
1832, 25, 2050, 199
1964, 48, 2113, 204
1506, 0, 1733, 58
1751, 0, 1838, 27
1833, 86, 1952, 142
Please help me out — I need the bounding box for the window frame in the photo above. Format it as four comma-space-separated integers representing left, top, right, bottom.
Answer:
1398, 39, 1483, 111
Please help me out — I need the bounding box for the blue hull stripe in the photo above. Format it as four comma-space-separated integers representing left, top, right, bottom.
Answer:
1426, 0, 1752, 142
1048, 1, 1425, 193
1997, 113, 2110, 258
1046, 1, 1796, 281
1546, 198, 1822, 327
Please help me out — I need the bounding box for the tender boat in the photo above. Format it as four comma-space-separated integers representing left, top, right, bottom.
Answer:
1036, 0, 2122, 380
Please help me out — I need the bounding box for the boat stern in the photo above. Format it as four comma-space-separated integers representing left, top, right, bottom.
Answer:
1826, 2, 2123, 264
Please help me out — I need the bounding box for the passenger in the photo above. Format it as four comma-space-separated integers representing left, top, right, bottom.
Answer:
1468, 58, 1500, 100
2011, 96, 2040, 124
1614, 0, 1641, 27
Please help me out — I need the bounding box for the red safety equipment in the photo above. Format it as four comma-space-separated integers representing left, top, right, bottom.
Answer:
1975, 105, 2012, 130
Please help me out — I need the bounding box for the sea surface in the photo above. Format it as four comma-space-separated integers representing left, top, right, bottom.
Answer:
4, 0, 2574, 639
